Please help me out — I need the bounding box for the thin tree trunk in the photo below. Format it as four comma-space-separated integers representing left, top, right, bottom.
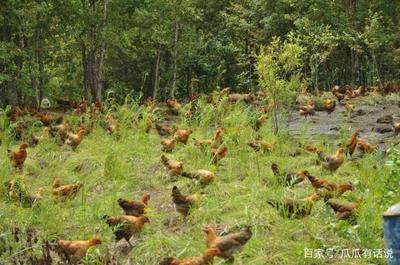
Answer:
153, 48, 161, 100
96, 0, 109, 100
170, 18, 179, 98
36, 28, 45, 107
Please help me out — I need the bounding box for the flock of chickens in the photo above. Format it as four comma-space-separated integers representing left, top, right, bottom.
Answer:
3, 84, 400, 264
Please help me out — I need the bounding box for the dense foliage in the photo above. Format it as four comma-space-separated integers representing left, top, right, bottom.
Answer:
1, 0, 400, 105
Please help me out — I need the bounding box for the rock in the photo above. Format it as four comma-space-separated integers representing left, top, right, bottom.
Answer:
377, 115, 393, 124
373, 126, 393, 134
351, 109, 366, 118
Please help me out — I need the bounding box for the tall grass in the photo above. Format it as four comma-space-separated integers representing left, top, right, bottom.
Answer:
0, 97, 396, 264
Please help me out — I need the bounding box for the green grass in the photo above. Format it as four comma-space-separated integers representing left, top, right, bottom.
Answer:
0, 97, 399, 264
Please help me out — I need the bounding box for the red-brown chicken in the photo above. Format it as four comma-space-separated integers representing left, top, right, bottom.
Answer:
8, 143, 29, 169
161, 155, 183, 176
203, 226, 252, 262
118, 193, 150, 216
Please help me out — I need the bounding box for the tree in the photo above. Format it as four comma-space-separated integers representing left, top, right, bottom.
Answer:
256, 37, 303, 134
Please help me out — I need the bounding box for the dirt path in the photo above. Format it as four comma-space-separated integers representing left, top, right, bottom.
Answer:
287, 101, 400, 145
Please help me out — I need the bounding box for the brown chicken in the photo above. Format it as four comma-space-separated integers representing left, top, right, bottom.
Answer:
255, 114, 268, 130
345, 102, 354, 113
334, 91, 345, 101
166, 98, 181, 110
144, 97, 156, 110
211, 144, 228, 163
357, 139, 376, 154
104, 215, 150, 242
345, 131, 360, 156
267, 193, 321, 218
203, 226, 252, 262
65, 129, 85, 150
248, 139, 274, 152
161, 154, 183, 176
160, 248, 220, 265
37, 112, 57, 126
317, 148, 345, 172
118, 193, 150, 216
106, 115, 119, 134
195, 128, 224, 149
50, 119, 70, 142
326, 200, 357, 222
299, 103, 315, 117
181, 170, 215, 185
171, 186, 199, 216
52, 176, 82, 198
305, 172, 353, 200
271, 163, 307, 186
392, 121, 400, 135
174, 129, 193, 144
324, 99, 336, 114
303, 144, 320, 153
57, 237, 101, 264
94, 97, 104, 112
8, 143, 29, 169
156, 123, 173, 137
33, 187, 45, 200
161, 138, 176, 152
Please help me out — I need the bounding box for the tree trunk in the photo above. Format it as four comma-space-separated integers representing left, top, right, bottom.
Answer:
153, 48, 161, 100
170, 18, 179, 98
36, 27, 45, 108
95, 0, 109, 100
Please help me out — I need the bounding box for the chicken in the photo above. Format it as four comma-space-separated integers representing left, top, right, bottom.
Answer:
94, 97, 104, 112
160, 248, 220, 265
324, 99, 336, 114
211, 144, 228, 163
118, 193, 150, 216
248, 139, 274, 152
353, 86, 364, 97
195, 128, 224, 149
161, 138, 176, 152
270, 163, 307, 186
305, 172, 353, 200
326, 200, 357, 222
181, 170, 215, 185
65, 129, 85, 150
171, 186, 199, 216
203, 226, 252, 262
317, 148, 345, 172
50, 119, 70, 142
52, 176, 82, 198
37, 112, 58, 126
103, 215, 150, 242
166, 98, 181, 110
345, 102, 354, 113
106, 115, 119, 134
8, 143, 29, 169
267, 193, 321, 218
57, 237, 101, 263
255, 114, 268, 130
144, 97, 156, 110
334, 91, 345, 101
156, 123, 173, 137
345, 131, 359, 156
303, 144, 320, 153
357, 139, 376, 154
33, 187, 45, 200
392, 121, 400, 135
174, 129, 193, 144
299, 103, 315, 117
161, 154, 183, 176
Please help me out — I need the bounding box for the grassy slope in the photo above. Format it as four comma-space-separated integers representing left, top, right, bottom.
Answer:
0, 97, 398, 264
